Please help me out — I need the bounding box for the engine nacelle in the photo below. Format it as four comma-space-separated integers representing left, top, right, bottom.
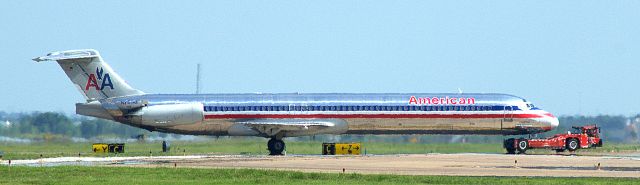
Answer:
127, 103, 204, 126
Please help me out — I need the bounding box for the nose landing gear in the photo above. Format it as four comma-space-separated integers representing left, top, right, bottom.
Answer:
267, 138, 285, 155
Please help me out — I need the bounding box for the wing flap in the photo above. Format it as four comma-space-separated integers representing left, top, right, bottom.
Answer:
238, 119, 337, 136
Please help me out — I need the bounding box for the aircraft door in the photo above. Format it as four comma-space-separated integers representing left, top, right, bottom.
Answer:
503, 106, 513, 123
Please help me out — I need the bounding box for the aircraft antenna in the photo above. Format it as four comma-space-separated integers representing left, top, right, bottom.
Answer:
196, 63, 201, 94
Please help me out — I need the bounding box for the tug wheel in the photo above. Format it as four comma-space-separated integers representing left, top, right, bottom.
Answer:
516, 139, 528, 154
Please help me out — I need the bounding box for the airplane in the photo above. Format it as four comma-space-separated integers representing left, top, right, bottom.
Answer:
33, 49, 559, 155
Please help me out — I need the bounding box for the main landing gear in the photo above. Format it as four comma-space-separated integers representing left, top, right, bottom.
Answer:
267, 138, 286, 155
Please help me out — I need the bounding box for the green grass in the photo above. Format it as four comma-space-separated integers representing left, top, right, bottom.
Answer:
1, 139, 637, 160
0, 166, 636, 185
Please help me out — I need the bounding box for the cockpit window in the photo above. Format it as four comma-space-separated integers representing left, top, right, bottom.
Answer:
527, 104, 540, 110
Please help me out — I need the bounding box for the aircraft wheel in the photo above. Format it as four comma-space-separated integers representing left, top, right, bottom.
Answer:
268, 138, 285, 155
516, 139, 528, 154
597, 139, 603, 147
566, 138, 579, 151
504, 139, 516, 154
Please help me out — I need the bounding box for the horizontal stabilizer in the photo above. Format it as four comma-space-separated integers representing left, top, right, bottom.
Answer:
33, 49, 99, 62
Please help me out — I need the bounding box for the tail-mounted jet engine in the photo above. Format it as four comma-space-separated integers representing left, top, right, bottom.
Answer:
125, 103, 204, 126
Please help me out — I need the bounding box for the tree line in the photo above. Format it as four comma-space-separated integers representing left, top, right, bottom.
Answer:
0, 112, 151, 140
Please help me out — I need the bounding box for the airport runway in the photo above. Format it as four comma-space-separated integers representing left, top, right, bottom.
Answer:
3, 154, 640, 178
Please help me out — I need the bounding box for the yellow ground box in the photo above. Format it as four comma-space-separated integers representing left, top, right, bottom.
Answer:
322, 143, 361, 155
92, 143, 108, 153
335, 143, 361, 155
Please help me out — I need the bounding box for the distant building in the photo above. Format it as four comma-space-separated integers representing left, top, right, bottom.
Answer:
3, 120, 9, 127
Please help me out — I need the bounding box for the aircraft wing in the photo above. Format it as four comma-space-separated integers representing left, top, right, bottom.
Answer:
237, 119, 342, 136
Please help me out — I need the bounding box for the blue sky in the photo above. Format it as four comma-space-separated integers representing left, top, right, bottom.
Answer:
1, 1, 639, 116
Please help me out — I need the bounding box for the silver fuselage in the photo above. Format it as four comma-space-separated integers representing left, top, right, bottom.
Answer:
78, 93, 559, 137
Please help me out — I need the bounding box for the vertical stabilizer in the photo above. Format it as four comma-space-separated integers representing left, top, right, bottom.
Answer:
33, 49, 144, 101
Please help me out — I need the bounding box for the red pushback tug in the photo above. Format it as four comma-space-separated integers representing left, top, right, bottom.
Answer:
504, 125, 603, 154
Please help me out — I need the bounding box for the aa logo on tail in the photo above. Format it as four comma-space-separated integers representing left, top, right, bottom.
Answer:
85, 67, 114, 91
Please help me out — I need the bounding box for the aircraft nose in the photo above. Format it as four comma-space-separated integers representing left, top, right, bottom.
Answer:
548, 116, 559, 130
543, 112, 559, 130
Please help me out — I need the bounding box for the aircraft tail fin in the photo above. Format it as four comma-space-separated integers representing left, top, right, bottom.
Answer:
34, 49, 144, 101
